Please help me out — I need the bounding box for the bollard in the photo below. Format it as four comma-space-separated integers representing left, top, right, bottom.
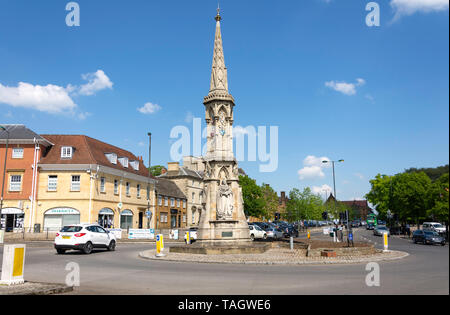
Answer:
0, 230, 4, 244
307, 231, 310, 240
290, 236, 294, 251
155, 234, 165, 257
186, 231, 191, 245
383, 232, 389, 252
1, 244, 26, 285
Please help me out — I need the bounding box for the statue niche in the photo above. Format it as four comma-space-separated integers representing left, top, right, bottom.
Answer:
217, 179, 234, 220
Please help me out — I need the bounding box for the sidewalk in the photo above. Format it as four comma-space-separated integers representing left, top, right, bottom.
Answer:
0, 282, 73, 295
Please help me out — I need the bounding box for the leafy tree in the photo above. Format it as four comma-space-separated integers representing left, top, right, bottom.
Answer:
365, 174, 393, 219
428, 173, 449, 225
149, 165, 166, 177
285, 188, 324, 222
239, 175, 265, 218
405, 165, 449, 182
260, 183, 279, 221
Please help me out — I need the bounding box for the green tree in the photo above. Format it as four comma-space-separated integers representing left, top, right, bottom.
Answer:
239, 175, 265, 218
365, 174, 393, 219
149, 165, 166, 177
428, 173, 449, 226
285, 188, 324, 222
260, 183, 279, 221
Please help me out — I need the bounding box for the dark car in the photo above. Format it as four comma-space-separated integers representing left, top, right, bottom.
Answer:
282, 225, 299, 238
413, 230, 446, 246
366, 223, 375, 230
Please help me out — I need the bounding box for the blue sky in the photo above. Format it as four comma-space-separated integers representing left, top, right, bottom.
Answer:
1, 0, 449, 201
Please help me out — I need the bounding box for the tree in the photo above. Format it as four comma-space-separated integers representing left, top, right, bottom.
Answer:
365, 174, 393, 220
239, 175, 265, 218
260, 183, 279, 221
149, 165, 166, 177
428, 173, 449, 226
405, 165, 449, 182
285, 188, 324, 222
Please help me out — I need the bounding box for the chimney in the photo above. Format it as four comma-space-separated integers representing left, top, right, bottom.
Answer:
168, 162, 180, 173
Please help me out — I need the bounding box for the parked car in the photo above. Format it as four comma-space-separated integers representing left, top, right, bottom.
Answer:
413, 230, 446, 246
351, 221, 360, 228
249, 225, 267, 241
184, 227, 198, 243
366, 223, 375, 230
265, 227, 284, 240
54, 224, 117, 255
373, 225, 390, 237
282, 225, 299, 238
422, 222, 447, 234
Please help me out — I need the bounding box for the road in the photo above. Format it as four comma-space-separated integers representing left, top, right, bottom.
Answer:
1, 228, 448, 295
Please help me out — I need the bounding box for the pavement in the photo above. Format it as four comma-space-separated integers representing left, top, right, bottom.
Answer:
0, 282, 73, 295
0, 227, 447, 294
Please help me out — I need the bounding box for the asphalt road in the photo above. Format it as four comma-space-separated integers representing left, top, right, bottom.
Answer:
1, 228, 448, 295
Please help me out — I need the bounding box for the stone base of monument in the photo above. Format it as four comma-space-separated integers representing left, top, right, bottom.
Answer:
169, 243, 271, 255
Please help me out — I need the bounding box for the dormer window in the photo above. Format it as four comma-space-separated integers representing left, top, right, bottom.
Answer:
61, 146, 73, 159
130, 160, 139, 171
105, 153, 117, 165
118, 157, 129, 168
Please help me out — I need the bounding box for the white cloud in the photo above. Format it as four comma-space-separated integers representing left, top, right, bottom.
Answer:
354, 173, 365, 180
138, 102, 162, 114
0, 82, 77, 113
77, 112, 92, 120
391, 0, 449, 20
298, 155, 331, 180
311, 184, 333, 196
78, 70, 113, 96
325, 78, 366, 96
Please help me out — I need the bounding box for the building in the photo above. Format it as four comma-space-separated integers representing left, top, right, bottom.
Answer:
0, 125, 53, 232
158, 156, 205, 227
155, 178, 187, 229
326, 194, 372, 220
36, 135, 157, 231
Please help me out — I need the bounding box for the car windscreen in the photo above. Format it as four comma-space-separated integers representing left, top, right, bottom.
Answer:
425, 231, 438, 236
60, 226, 83, 233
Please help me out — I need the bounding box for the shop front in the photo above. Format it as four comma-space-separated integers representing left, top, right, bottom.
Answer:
98, 208, 115, 228
0, 208, 25, 232
43, 207, 80, 232
120, 210, 133, 229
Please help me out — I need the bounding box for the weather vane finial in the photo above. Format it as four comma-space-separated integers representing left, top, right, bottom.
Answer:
215, 1, 221, 21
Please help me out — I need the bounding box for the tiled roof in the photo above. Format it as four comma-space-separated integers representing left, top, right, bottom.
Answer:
39, 135, 154, 178
159, 166, 203, 179
156, 178, 186, 199
0, 124, 52, 146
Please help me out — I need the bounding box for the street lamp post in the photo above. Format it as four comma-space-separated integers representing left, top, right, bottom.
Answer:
147, 132, 152, 229
323, 159, 346, 240
0, 125, 10, 231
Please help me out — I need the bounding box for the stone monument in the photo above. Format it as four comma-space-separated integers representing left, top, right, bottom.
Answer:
195, 8, 251, 245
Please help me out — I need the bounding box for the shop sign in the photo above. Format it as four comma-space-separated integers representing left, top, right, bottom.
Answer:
128, 229, 155, 240
45, 208, 79, 215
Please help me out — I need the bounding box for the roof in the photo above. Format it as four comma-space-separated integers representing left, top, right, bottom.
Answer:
39, 135, 154, 178
156, 178, 186, 199
0, 124, 53, 146
159, 166, 203, 180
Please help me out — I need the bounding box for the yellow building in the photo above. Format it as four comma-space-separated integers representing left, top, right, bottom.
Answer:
35, 135, 156, 232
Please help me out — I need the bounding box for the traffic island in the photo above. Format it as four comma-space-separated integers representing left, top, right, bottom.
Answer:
0, 281, 73, 295
139, 240, 409, 265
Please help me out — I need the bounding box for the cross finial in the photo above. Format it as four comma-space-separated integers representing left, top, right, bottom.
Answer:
215, 2, 221, 21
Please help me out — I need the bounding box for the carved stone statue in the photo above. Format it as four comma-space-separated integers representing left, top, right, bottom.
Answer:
217, 180, 234, 220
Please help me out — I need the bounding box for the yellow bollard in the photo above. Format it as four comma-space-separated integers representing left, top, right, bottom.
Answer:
307, 231, 311, 240
155, 234, 165, 257
1, 244, 26, 285
383, 232, 389, 252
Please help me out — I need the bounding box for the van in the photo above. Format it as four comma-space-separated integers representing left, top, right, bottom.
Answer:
422, 222, 446, 233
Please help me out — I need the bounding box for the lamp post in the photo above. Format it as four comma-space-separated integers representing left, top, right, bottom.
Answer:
322, 159, 346, 238
0, 125, 10, 231
147, 132, 152, 229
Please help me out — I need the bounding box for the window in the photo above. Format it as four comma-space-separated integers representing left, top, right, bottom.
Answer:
137, 184, 141, 198
164, 197, 168, 206
126, 182, 130, 196
183, 215, 186, 223
114, 180, 119, 194
9, 175, 22, 192
158, 195, 162, 206
192, 192, 195, 203
160, 213, 168, 223
183, 200, 186, 208
48, 176, 58, 191
118, 157, 129, 168
100, 177, 106, 193
177, 199, 180, 207
12, 148, 24, 159
192, 212, 195, 223
105, 153, 117, 165
170, 198, 175, 207
200, 192, 203, 204
61, 147, 73, 159
130, 160, 139, 171
71, 175, 81, 191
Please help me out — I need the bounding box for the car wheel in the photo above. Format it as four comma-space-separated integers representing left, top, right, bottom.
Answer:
107, 240, 116, 251
56, 249, 66, 255
83, 242, 93, 254
263, 234, 267, 240
250, 234, 255, 241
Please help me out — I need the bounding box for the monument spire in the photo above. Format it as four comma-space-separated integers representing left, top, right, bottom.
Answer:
209, 6, 229, 95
